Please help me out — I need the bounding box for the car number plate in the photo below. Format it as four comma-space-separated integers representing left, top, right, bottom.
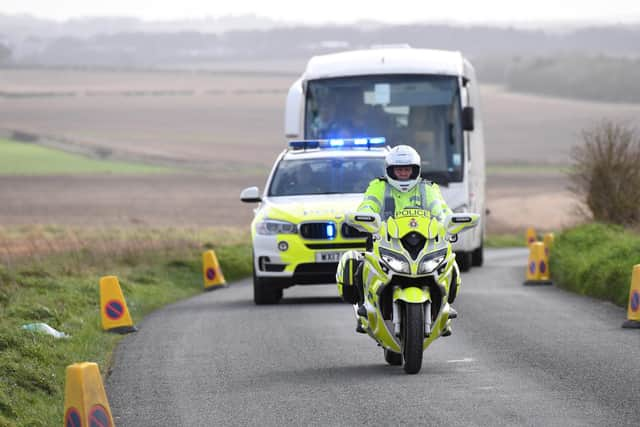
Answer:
315, 251, 345, 262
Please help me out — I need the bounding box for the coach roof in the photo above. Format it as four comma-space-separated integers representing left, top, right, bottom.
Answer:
303, 47, 465, 81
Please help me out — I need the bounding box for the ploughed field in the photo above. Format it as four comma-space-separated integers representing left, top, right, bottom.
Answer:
2, 69, 639, 233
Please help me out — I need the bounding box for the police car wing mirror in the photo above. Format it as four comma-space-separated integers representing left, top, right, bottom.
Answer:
240, 186, 262, 203
446, 213, 480, 235
346, 212, 381, 234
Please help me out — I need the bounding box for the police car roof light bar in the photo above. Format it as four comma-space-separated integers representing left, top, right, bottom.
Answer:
288, 137, 386, 151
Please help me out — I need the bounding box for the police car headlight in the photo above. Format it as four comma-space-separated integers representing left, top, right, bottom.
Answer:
418, 249, 448, 274
379, 248, 410, 274
256, 219, 297, 235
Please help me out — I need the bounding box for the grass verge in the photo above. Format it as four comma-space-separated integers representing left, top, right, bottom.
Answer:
0, 227, 251, 426
0, 138, 173, 175
485, 233, 525, 248
549, 223, 640, 307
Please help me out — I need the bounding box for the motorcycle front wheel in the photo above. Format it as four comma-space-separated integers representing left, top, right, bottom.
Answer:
401, 303, 424, 374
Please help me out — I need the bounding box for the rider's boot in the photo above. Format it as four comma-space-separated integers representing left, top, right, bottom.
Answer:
354, 261, 367, 333
449, 306, 458, 319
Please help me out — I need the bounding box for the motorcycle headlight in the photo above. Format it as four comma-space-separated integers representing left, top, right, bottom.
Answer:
379, 248, 410, 274
256, 219, 297, 235
418, 249, 448, 274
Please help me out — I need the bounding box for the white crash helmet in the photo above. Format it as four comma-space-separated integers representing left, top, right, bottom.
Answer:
385, 145, 421, 192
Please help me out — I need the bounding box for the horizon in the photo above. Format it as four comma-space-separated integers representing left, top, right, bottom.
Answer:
1, 12, 640, 32
2, 1, 640, 29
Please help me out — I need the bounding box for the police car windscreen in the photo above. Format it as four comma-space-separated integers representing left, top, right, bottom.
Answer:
268, 158, 385, 196
305, 75, 464, 183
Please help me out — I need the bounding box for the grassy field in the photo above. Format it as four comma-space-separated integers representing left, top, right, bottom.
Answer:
2, 69, 640, 175
0, 226, 251, 426
0, 138, 173, 175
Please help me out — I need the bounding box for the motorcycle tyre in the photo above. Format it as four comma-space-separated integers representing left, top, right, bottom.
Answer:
384, 348, 402, 366
402, 303, 424, 374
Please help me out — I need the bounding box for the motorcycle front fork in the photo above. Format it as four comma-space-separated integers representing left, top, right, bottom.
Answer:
393, 301, 432, 337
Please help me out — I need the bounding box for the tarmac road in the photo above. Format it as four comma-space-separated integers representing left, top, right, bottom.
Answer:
106, 248, 640, 426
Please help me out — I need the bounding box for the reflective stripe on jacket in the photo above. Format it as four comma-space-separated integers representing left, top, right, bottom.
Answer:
357, 178, 452, 221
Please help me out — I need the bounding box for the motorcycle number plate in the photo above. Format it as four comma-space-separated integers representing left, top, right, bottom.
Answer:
315, 251, 345, 262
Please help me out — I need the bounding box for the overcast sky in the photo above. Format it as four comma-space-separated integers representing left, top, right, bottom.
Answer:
2, 0, 640, 25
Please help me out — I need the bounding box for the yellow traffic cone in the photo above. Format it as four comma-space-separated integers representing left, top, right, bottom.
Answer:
64, 362, 115, 427
524, 242, 552, 285
543, 233, 555, 258
99, 276, 137, 334
203, 250, 226, 290
622, 264, 640, 328
526, 227, 537, 247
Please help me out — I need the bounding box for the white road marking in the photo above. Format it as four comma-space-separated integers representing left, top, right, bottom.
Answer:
447, 357, 475, 363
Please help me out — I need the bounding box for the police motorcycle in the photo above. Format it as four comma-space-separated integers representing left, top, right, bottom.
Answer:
336, 208, 479, 374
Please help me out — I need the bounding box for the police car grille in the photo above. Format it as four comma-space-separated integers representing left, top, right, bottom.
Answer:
300, 222, 335, 239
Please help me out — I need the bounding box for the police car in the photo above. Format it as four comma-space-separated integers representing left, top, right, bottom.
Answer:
240, 138, 389, 304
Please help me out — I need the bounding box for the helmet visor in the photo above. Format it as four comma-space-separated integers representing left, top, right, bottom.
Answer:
387, 165, 420, 181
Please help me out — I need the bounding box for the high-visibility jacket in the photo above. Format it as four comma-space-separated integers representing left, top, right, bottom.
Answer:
358, 178, 452, 221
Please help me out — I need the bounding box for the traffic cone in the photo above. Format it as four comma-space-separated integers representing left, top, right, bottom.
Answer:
63, 362, 115, 427
543, 233, 555, 258
203, 250, 226, 290
524, 242, 552, 285
99, 276, 137, 334
622, 264, 640, 328
526, 227, 537, 246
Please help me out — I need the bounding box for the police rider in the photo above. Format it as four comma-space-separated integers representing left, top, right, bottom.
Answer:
355, 145, 459, 335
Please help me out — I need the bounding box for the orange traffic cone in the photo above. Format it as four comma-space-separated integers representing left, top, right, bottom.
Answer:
622, 265, 640, 328
99, 276, 137, 334
64, 362, 115, 427
203, 250, 226, 290
526, 227, 537, 247
524, 242, 552, 285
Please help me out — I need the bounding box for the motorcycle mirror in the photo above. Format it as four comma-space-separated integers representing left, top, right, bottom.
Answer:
346, 211, 381, 234
447, 213, 480, 235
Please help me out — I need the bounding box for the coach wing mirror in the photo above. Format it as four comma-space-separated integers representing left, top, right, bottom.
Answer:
240, 186, 262, 203
462, 106, 474, 131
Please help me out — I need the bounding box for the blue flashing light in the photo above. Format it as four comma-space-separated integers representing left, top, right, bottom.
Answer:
326, 223, 336, 239
288, 137, 386, 151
